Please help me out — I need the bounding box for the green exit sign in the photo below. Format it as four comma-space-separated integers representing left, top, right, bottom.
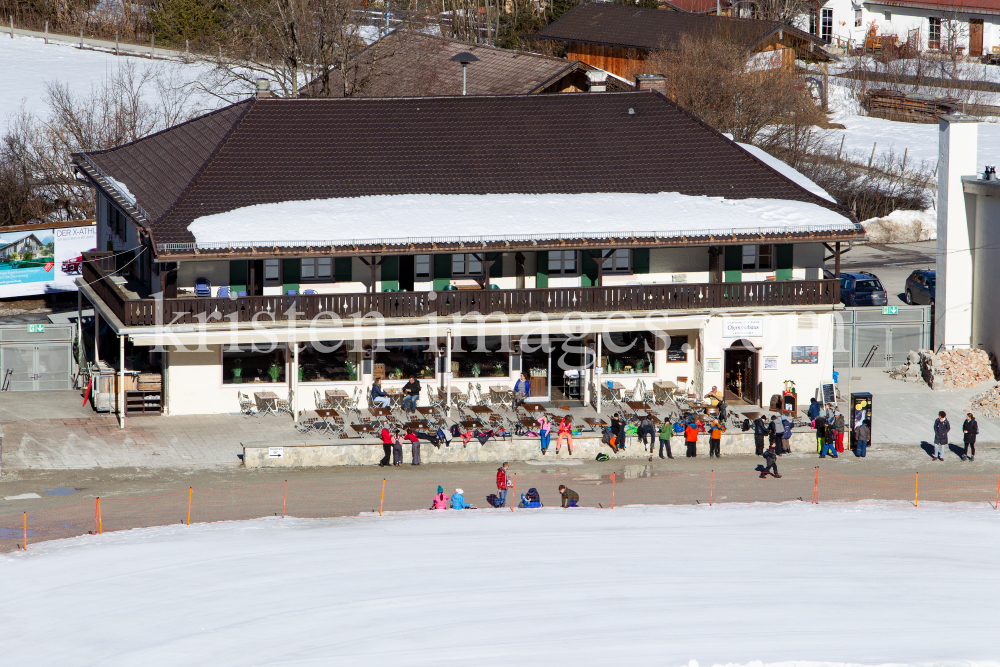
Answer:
27, 323, 44, 333
882, 306, 898, 315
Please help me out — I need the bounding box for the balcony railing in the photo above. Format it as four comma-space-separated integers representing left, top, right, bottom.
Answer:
83, 253, 840, 328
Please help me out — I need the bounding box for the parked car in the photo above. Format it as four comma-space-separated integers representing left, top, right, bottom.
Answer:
840, 271, 888, 307
905, 269, 935, 305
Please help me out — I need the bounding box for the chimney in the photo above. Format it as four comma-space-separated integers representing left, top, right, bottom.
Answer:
935, 113, 978, 349
256, 78, 271, 99
586, 70, 608, 93
634, 73, 667, 95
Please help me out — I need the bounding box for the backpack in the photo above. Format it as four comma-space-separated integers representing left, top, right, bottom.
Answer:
602, 428, 612, 444
742, 418, 751, 432
486, 493, 501, 508
595, 452, 610, 461
450, 423, 462, 438
673, 422, 684, 434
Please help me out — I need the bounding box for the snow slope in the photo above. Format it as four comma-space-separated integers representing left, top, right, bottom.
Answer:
187, 192, 856, 247
3, 503, 1000, 666
0, 33, 218, 123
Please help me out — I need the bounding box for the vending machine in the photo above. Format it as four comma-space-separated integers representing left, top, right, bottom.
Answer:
849, 392, 873, 451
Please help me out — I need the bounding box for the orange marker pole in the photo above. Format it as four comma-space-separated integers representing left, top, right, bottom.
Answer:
710, 470, 714, 506
94, 497, 99, 534
995, 474, 999, 510
282, 480, 287, 519
612, 474, 616, 509
813, 466, 819, 504
187, 487, 192, 525
96, 497, 103, 534
23, 512, 27, 550
379, 478, 385, 516
914, 472, 919, 508
510, 473, 516, 512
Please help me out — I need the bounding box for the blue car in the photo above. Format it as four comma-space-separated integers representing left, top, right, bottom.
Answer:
840, 272, 888, 307
905, 269, 935, 305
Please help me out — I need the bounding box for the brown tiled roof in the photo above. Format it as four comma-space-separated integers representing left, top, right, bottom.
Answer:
75, 92, 856, 248
300, 31, 589, 97
533, 2, 825, 54
871, 0, 1000, 15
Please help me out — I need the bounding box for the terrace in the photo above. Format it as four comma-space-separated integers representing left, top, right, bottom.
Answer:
82, 252, 840, 328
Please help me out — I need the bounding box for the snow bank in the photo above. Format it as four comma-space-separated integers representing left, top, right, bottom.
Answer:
3, 503, 1000, 665
861, 209, 937, 243
187, 192, 855, 247
736, 142, 837, 202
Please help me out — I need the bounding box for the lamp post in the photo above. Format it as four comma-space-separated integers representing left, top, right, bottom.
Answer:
450, 52, 480, 96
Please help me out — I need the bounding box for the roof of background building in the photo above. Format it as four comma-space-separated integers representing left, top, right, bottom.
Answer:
299, 31, 631, 98
74, 92, 857, 249
867, 0, 1000, 15
532, 2, 827, 55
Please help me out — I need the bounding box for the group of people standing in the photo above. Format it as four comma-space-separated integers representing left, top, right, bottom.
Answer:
932, 411, 978, 461
807, 398, 871, 458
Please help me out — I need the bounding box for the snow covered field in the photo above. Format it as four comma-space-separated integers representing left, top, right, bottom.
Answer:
3, 503, 1000, 666
0, 34, 220, 122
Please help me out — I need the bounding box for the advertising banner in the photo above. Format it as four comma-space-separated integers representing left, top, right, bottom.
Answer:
0, 223, 96, 298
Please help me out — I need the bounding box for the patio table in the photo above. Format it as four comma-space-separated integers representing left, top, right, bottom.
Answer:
324, 389, 352, 412
254, 391, 279, 417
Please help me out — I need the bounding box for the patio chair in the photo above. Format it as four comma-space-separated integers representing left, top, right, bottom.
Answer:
276, 390, 293, 416
286, 289, 297, 295
238, 291, 248, 297
238, 392, 257, 417
194, 277, 211, 297
314, 389, 330, 410
304, 289, 316, 295
218, 286, 230, 298
427, 385, 445, 411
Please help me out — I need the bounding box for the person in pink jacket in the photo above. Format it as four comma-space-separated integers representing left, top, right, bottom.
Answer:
556, 415, 574, 455
537, 415, 552, 454
430, 485, 449, 509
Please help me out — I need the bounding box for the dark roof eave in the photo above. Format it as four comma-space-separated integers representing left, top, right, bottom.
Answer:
153, 227, 865, 261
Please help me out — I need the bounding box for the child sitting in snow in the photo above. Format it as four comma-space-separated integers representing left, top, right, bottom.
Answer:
451, 488, 473, 509
430, 485, 450, 509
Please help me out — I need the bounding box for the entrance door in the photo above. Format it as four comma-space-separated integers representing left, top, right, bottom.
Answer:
724, 340, 758, 405
2, 344, 72, 391
970, 19, 984, 57
249, 259, 264, 296
521, 335, 551, 401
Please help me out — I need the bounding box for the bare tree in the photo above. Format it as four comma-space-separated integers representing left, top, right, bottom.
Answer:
735, 0, 812, 23
201, 0, 405, 98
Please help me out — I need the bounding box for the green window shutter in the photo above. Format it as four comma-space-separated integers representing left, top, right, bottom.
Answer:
335, 257, 353, 282
433, 254, 452, 291
724, 246, 742, 283
535, 251, 549, 288
632, 248, 650, 274
489, 253, 503, 278
381, 256, 399, 291
282, 258, 301, 294
581, 251, 598, 287
775, 244, 793, 281
229, 260, 248, 294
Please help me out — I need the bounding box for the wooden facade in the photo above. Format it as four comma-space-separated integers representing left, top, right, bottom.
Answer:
566, 42, 648, 80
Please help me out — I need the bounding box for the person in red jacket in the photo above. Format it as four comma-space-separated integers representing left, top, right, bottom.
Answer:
379, 427, 393, 467
496, 461, 513, 507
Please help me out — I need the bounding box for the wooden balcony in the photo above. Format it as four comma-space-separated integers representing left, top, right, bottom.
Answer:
83, 253, 840, 328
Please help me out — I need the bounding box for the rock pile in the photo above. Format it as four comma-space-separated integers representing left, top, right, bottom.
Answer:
887, 348, 993, 390
972, 384, 1000, 418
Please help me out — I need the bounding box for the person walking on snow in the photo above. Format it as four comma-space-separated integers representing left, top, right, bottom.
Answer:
760, 443, 781, 478
963, 413, 978, 462
933, 411, 950, 461
496, 462, 513, 507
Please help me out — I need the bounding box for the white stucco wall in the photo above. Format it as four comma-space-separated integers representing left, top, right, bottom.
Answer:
971, 193, 1000, 356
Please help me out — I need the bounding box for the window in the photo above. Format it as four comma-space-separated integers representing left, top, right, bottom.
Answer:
602, 249, 631, 273
884, 10, 891, 21
452, 253, 482, 276
821, 8, 833, 43
809, 11, 817, 35
415, 254, 431, 279
548, 250, 579, 275
600, 331, 656, 374
854, 278, 884, 293
299, 340, 361, 382
375, 339, 435, 380
855, 9, 861, 27
223, 344, 286, 385
263, 259, 281, 285
742, 244, 773, 271
301, 257, 332, 281
928, 17, 941, 49
452, 335, 508, 379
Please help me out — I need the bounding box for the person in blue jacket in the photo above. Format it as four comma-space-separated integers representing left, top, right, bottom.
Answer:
513, 373, 530, 408
780, 416, 793, 454
451, 488, 472, 509
807, 397, 821, 421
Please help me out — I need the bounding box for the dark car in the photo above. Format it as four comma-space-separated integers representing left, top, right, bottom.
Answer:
840, 271, 888, 307
905, 269, 935, 305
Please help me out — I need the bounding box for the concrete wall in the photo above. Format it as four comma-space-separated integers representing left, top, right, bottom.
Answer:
243, 431, 822, 467
972, 193, 1000, 357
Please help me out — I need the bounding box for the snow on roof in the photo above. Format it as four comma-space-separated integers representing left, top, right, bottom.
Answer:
186, 191, 855, 248
736, 142, 836, 203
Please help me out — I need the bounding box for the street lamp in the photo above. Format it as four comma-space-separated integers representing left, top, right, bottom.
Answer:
450, 51, 479, 96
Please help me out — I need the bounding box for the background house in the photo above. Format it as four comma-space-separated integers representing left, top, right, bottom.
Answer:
531, 2, 833, 78
0, 234, 45, 262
